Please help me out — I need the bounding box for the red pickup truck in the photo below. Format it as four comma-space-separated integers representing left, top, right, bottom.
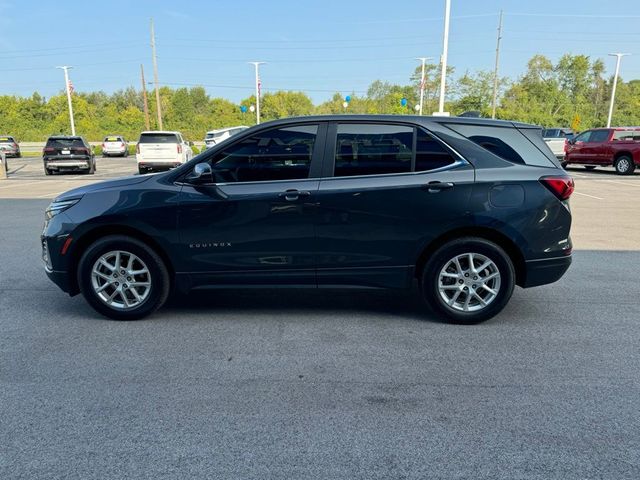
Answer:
565, 127, 640, 175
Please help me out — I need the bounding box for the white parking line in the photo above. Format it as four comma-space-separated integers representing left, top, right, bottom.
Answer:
602, 179, 640, 187
0, 180, 43, 189
574, 191, 604, 200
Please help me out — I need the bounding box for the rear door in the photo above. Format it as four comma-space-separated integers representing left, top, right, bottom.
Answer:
315, 122, 474, 289
138, 133, 179, 161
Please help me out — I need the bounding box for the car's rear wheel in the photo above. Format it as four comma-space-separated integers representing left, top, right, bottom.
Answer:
78, 235, 170, 320
584, 165, 597, 170
614, 155, 635, 175
44, 167, 52, 175
420, 237, 515, 324
87, 161, 95, 174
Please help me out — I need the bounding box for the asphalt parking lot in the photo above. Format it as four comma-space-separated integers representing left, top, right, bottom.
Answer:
1, 159, 639, 479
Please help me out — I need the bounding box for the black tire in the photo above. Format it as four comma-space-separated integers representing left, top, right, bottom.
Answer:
138, 167, 147, 175
44, 167, 52, 175
420, 237, 515, 324
77, 235, 170, 320
561, 161, 568, 169
584, 165, 597, 171
87, 160, 95, 174
614, 155, 635, 175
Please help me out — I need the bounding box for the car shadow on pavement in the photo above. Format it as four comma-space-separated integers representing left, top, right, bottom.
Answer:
163, 286, 447, 324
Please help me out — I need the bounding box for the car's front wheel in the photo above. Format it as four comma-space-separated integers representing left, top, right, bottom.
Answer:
77, 235, 170, 320
420, 237, 515, 324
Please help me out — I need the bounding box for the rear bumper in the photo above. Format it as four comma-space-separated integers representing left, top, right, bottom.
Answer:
138, 161, 182, 170
45, 156, 91, 168
522, 255, 572, 288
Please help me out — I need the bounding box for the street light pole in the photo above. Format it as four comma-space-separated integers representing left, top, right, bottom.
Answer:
437, 0, 451, 115
150, 18, 163, 130
56, 66, 75, 135
249, 62, 266, 124
416, 57, 431, 116
606, 53, 630, 128
491, 10, 504, 119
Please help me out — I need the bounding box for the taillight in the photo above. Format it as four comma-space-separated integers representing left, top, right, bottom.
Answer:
540, 176, 574, 200
102, 143, 105, 148
563, 138, 568, 154
12, 142, 18, 148
120, 142, 125, 147
73, 147, 89, 155
43, 147, 55, 153
177, 144, 182, 154
136, 143, 140, 154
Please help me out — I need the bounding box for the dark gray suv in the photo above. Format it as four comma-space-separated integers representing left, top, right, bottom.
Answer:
42, 115, 573, 323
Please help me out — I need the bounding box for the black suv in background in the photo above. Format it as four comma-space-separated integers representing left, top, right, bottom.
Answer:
43, 136, 96, 175
42, 115, 573, 324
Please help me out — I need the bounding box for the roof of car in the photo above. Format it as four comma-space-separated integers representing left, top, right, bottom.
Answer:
252, 114, 541, 130
47, 135, 83, 139
206, 126, 249, 134
140, 131, 182, 135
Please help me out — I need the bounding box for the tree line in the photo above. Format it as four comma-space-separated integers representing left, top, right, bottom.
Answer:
2, 53, 638, 142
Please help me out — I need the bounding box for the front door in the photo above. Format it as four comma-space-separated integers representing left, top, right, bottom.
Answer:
315, 122, 474, 289
177, 123, 325, 288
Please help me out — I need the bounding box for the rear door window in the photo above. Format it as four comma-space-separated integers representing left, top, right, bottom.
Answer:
574, 131, 592, 143
334, 124, 413, 177
589, 130, 610, 143
415, 128, 457, 171
444, 123, 558, 168
139, 133, 179, 144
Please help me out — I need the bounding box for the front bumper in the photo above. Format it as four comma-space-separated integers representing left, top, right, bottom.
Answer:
522, 255, 572, 288
45, 267, 73, 294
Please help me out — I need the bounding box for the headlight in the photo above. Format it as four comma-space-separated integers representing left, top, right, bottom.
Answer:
45, 198, 81, 219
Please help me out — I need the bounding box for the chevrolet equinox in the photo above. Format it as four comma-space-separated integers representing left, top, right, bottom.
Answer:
42, 116, 573, 324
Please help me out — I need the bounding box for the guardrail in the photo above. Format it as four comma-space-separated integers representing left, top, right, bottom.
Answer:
18, 141, 206, 154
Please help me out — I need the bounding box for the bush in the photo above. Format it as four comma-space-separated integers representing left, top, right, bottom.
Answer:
127, 144, 137, 155
191, 145, 200, 155
93, 145, 103, 156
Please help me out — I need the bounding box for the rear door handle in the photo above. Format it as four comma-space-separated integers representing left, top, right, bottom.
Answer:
424, 181, 454, 193
278, 189, 311, 201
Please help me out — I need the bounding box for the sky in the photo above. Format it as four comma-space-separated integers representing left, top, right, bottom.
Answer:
3, 0, 640, 104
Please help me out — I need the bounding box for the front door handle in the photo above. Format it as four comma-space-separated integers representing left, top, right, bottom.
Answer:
278, 189, 311, 201
424, 181, 454, 193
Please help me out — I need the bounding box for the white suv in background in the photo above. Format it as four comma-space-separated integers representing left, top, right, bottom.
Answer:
203, 126, 249, 150
136, 131, 193, 174
102, 135, 129, 157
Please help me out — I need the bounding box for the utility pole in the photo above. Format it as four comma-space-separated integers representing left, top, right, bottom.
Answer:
416, 57, 431, 116
436, 0, 451, 115
150, 18, 163, 130
56, 66, 76, 135
607, 53, 630, 127
491, 10, 504, 119
140, 64, 151, 130
249, 62, 266, 124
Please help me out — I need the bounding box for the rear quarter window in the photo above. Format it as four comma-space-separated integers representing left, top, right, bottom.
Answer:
445, 123, 559, 168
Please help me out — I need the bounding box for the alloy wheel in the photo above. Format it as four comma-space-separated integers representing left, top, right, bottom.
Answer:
91, 250, 151, 310
437, 252, 501, 312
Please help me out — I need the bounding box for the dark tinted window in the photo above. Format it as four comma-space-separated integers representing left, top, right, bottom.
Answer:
573, 131, 592, 143
139, 133, 179, 143
46, 137, 85, 148
445, 123, 557, 167
542, 129, 559, 138
335, 124, 412, 177
208, 125, 317, 183
589, 130, 610, 143
416, 129, 456, 171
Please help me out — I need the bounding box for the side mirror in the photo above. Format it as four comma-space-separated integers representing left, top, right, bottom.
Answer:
186, 162, 213, 184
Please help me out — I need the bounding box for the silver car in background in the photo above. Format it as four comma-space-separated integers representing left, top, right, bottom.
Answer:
0, 135, 21, 158
102, 135, 128, 157
203, 126, 249, 150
